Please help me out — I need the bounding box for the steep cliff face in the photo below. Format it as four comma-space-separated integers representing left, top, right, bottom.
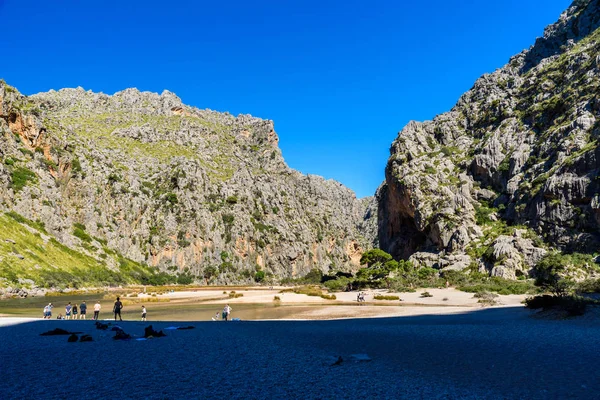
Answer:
0, 82, 375, 287
379, 0, 600, 278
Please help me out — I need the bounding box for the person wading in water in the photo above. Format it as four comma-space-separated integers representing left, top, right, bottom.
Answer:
113, 297, 124, 321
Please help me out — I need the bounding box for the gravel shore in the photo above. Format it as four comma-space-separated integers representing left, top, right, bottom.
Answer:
1, 307, 599, 399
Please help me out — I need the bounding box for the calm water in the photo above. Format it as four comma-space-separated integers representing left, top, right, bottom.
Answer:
0, 294, 314, 321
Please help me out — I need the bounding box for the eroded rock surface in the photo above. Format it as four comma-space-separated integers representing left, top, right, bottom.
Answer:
379, 0, 600, 277
0, 83, 376, 285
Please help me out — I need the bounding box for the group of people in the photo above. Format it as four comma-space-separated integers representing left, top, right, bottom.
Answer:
43, 301, 103, 321
44, 298, 232, 322
64, 301, 86, 319
212, 304, 233, 321
356, 292, 367, 302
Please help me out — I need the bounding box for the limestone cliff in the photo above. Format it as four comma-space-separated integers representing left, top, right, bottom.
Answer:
379, 0, 600, 279
0, 82, 375, 287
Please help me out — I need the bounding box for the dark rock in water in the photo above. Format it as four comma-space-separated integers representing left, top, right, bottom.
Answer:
40, 328, 80, 336
331, 356, 343, 366
177, 326, 195, 330
67, 334, 78, 342
95, 322, 109, 330
79, 334, 93, 342
113, 330, 131, 340
144, 325, 166, 338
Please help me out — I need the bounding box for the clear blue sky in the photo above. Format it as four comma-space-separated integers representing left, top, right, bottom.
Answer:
0, 0, 572, 198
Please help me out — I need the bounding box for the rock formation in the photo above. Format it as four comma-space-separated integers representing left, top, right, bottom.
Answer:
0, 81, 375, 288
379, 0, 600, 278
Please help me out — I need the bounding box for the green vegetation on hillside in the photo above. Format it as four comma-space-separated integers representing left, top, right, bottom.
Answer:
46, 111, 237, 182
10, 166, 37, 192
0, 212, 178, 289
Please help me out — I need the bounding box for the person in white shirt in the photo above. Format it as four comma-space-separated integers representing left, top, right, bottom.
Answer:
222, 304, 232, 321
93, 301, 101, 320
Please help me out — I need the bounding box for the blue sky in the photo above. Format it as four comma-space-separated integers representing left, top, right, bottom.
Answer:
1, 0, 572, 197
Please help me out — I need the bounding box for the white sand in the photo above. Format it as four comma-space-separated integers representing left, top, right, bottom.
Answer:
160, 287, 526, 306
147, 287, 528, 320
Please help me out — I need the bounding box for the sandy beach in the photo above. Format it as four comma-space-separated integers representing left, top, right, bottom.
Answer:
1, 305, 599, 400
1, 289, 599, 399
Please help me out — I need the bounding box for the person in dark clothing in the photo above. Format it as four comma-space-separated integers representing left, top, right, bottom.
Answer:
79, 301, 87, 319
113, 297, 123, 321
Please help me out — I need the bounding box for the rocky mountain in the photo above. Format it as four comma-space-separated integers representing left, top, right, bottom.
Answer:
378, 0, 600, 279
0, 81, 375, 289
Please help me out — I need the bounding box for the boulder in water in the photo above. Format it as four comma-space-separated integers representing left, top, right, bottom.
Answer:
40, 328, 79, 336
144, 325, 166, 338
113, 329, 131, 340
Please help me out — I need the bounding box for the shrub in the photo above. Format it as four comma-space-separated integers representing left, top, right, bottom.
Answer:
10, 166, 37, 191
301, 268, 323, 284
226, 195, 238, 204
457, 277, 537, 295
525, 294, 590, 316
284, 285, 328, 297
165, 193, 178, 206
107, 173, 121, 183
320, 294, 336, 300
389, 281, 417, 292
417, 267, 437, 280
254, 270, 265, 283
73, 227, 92, 243
474, 291, 499, 305
323, 277, 352, 292
42, 158, 57, 169
229, 292, 243, 298
202, 266, 218, 281
374, 295, 400, 300
71, 157, 82, 175
176, 274, 193, 285
474, 204, 495, 225
420, 291, 433, 298
273, 296, 281, 301
576, 278, 600, 293
19, 148, 34, 157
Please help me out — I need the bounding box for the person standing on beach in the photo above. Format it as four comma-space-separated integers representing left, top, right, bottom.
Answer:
222, 304, 232, 321
141, 305, 147, 321
65, 303, 72, 320
93, 301, 101, 320
72, 303, 78, 319
113, 297, 123, 321
47, 303, 53, 319
79, 301, 87, 319
43, 305, 49, 319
